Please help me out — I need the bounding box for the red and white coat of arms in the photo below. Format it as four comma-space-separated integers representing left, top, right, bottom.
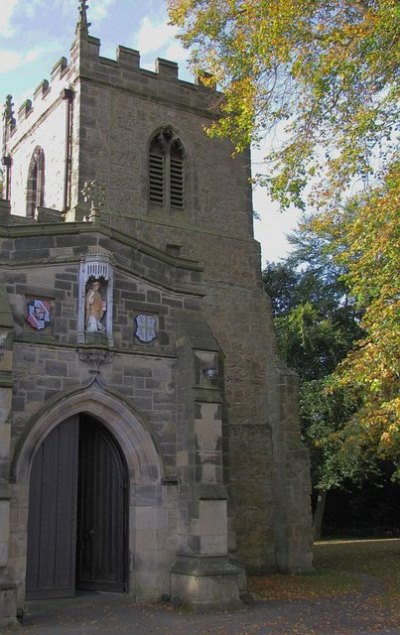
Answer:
26, 300, 51, 330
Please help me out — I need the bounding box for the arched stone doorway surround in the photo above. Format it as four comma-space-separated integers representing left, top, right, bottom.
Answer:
11, 381, 171, 609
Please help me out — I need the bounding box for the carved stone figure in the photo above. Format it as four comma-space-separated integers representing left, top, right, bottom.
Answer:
85, 279, 106, 333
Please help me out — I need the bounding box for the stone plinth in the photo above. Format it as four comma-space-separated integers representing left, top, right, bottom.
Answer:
171, 556, 244, 611
0, 577, 18, 628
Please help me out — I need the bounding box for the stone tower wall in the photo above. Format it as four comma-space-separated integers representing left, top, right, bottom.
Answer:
71, 38, 254, 242
0, 18, 313, 620
21, 31, 310, 571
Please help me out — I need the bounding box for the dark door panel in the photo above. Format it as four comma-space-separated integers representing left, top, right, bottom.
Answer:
26, 415, 128, 598
26, 417, 79, 599
76, 417, 127, 592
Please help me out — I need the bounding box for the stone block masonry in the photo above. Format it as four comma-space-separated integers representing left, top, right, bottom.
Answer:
0, 2, 313, 620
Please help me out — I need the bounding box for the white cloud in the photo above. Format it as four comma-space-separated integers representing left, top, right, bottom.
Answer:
164, 41, 188, 64
0, 0, 18, 37
0, 47, 40, 74
89, 0, 116, 21
54, 0, 116, 22
137, 16, 179, 55
17, 0, 115, 23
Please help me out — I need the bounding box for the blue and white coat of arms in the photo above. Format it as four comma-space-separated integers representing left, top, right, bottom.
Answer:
135, 314, 157, 343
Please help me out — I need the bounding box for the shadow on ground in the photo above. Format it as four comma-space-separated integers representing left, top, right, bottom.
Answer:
5, 540, 400, 635
2, 587, 399, 635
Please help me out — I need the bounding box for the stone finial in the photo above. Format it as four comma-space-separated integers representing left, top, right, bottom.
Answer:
82, 180, 105, 222
76, 0, 91, 36
2, 95, 15, 128
2, 95, 15, 164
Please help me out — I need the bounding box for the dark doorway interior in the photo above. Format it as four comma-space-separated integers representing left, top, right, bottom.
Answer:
26, 415, 128, 599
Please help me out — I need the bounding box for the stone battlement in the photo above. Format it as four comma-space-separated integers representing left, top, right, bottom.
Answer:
7, 56, 73, 146
10, 31, 215, 138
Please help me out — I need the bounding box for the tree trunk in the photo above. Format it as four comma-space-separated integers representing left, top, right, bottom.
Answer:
313, 489, 328, 541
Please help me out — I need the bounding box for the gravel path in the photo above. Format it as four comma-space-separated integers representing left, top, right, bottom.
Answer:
3, 586, 400, 635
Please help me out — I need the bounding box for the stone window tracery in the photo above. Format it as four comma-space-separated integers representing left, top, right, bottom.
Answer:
26, 146, 45, 218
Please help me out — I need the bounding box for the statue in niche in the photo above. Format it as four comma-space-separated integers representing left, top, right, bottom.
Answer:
85, 278, 107, 334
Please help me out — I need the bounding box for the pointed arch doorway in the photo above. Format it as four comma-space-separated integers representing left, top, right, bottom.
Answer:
26, 414, 128, 599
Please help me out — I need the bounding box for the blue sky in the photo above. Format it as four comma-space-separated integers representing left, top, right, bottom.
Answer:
0, 0, 299, 263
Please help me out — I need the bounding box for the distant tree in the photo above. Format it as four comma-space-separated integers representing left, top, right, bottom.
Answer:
262, 262, 299, 317
266, 225, 362, 377
314, 161, 400, 476
263, 223, 364, 537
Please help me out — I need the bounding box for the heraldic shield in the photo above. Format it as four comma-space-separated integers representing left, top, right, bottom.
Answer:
26, 300, 51, 330
135, 314, 157, 343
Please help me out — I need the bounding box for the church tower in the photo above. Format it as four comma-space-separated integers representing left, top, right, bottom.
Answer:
0, 2, 312, 624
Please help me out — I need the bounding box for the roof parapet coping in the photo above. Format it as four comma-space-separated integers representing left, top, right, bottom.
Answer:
51, 56, 68, 81
36, 207, 64, 223
0, 203, 64, 226
87, 35, 101, 50
155, 57, 179, 80
17, 99, 32, 122
33, 79, 50, 101
116, 45, 140, 69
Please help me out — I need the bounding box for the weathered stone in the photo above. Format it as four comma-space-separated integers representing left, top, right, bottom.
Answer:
0, 2, 313, 621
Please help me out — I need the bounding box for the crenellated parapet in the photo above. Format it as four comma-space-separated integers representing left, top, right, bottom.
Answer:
69, 34, 215, 113
6, 36, 214, 145
6, 59, 70, 133
4, 60, 74, 150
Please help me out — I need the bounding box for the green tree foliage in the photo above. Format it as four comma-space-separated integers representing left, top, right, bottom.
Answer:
265, 226, 362, 378
263, 227, 381, 537
168, 0, 400, 209
169, 0, 400, 474
263, 230, 364, 500
314, 162, 400, 472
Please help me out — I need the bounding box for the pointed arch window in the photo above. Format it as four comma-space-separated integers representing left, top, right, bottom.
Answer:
27, 147, 45, 218
149, 129, 184, 210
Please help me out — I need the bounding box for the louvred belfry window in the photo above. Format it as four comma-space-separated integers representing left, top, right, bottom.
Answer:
149, 141, 165, 206
149, 129, 184, 210
170, 140, 184, 208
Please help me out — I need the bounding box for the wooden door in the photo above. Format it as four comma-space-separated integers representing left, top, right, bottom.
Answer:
26, 415, 128, 599
26, 417, 79, 599
76, 416, 127, 592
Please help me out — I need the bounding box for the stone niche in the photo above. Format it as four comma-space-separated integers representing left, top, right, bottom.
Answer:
78, 253, 114, 346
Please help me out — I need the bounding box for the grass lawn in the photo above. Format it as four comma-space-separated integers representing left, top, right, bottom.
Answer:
248, 537, 400, 607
